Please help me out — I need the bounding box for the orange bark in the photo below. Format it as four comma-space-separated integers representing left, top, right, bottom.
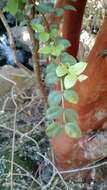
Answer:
50, 0, 87, 57
52, 16, 107, 170
63, 0, 87, 57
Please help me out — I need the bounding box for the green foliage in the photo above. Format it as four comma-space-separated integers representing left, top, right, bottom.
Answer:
3, 0, 88, 141
69, 62, 87, 75
54, 8, 64, 17
78, 74, 88, 82
45, 63, 58, 85
39, 46, 51, 55
64, 74, 77, 89
31, 22, 44, 32
64, 108, 78, 123
64, 89, 79, 104
48, 91, 62, 106
61, 52, 77, 65
50, 44, 65, 56
56, 38, 71, 48
36, 3, 54, 14
39, 32, 50, 42
4, 0, 25, 15
46, 106, 63, 120
4, 0, 18, 15
56, 64, 68, 77
65, 122, 81, 138
45, 63, 57, 74
46, 123, 62, 138
45, 72, 58, 85
63, 5, 76, 11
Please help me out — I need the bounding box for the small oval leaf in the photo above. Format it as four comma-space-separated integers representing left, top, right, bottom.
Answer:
78, 74, 88, 82
45, 72, 58, 85
46, 123, 62, 138
61, 52, 77, 65
64, 108, 78, 123
69, 62, 87, 76
56, 64, 68, 77
65, 122, 81, 138
51, 44, 64, 56
39, 32, 50, 42
48, 91, 62, 106
31, 23, 44, 32
45, 63, 57, 74
39, 46, 51, 54
64, 89, 79, 104
64, 74, 77, 89
46, 106, 63, 120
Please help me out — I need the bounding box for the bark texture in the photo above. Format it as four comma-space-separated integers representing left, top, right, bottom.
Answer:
52, 16, 107, 170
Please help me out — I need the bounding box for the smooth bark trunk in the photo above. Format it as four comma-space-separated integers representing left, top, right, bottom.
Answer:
52, 16, 107, 171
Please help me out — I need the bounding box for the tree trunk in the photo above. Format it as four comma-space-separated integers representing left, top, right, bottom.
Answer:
52, 16, 107, 171
63, 0, 87, 57
50, 0, 87, 57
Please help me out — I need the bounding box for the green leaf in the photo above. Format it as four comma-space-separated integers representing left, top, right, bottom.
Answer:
78, 74, 88, 82
56, 38, 71, 48
45, 63, 57, 74
31, 17, 44, 25
64, 74, 77, 89
46, 123, 62, 138
65, 122, 81, 138
39, 32, 50, 42
4, 0, 18, 15
61, 52, 77, 65
46, 106, 63, 120
31, 23, 44, 32
56, 64, 68, 77
45, 72, 58, 85
50, 25, 58, 38
63, 5, 76, 11
54, 8, 64, 17
39, 46, 51, 55
48, 91, 62, 106
36, 3, 54, 14
64, 89, 79, 104
51, 44, 64, 56
69, 62, 87, 76
64, 108, 78, 123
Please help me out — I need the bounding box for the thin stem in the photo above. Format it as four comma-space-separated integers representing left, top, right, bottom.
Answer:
10, 87, 17, 190
0, 158, 41, 187
27, 22, 47, 102
27, 1, 47, 103
60, 78, 65, 123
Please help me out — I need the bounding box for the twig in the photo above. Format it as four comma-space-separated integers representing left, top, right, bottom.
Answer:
0, 124, 40, 150
27, 21, 47, 102
10, 86, 17, 190
26, 0, 47, 102
0, 73, 16, 86
36, 152, 68, 190
0, 10, 32, 75
24, 117, 45, 136
3, 182, 29, 190
60, 160, 107, 174
0, 158, 41, 187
